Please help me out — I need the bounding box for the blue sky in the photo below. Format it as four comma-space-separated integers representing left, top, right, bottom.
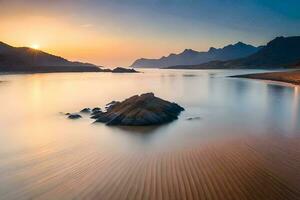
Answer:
1, 0, 300, 66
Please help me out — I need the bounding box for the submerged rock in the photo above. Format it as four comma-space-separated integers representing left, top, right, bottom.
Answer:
93, 93, 184, 126
68, 114, 82, 119
187, 117, 201, 121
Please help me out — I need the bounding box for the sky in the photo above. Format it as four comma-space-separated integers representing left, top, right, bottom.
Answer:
0, 0, 300, 67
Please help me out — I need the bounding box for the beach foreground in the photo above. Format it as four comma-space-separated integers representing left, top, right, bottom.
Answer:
233, 70, 300, 85
0, 135, 299, 200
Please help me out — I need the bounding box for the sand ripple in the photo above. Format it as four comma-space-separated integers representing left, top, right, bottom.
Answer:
0, 135, 299, 200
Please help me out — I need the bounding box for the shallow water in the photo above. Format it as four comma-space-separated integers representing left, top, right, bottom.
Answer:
0, 69, 299, 199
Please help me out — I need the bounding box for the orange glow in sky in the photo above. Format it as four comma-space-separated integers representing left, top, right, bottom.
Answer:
0, 2, 222, 67
0, 14, 191, 67
3, 1, 297, 67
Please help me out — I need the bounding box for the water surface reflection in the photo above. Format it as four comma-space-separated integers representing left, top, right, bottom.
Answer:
0, 70, 299, 153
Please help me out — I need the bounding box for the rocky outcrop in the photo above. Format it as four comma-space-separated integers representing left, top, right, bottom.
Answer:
92, 93, 184, 126
111, 67, 139, 73
80, 108, 91, 113
65, 93, 184, 125
92, 107, 101, 112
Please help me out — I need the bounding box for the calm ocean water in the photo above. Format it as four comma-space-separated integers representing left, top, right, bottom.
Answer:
0, 69, 299, 199
0, 69, 299, 152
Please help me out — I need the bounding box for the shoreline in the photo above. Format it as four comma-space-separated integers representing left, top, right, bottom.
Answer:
0, 67, 139, 76
0, 70, 104, 76
231, 70, 300, 86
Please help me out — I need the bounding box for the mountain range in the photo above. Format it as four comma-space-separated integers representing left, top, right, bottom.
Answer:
2, 36, 300, 73
130, 42, 260, 68
0, 42, 102, 73
167, 36, 300, 69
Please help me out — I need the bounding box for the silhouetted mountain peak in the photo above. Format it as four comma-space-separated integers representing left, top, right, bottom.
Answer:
182, 49, 198, 55
0, 41, 8, 46
0, 41, 13, 50
235, 41, 246, 46
224, 42, 253, 50
167, 36, 300, 69
0, 41, 100, 73
274, 36, 285, 41
168, 53, 176, 57
131, 41, 260, 68
266, 36, 300, 47
207, 42, 256, 53
208, 47, 217, 52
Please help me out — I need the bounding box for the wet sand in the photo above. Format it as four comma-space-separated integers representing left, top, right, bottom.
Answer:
232, 70, 300, 85
0, 135, 299, 200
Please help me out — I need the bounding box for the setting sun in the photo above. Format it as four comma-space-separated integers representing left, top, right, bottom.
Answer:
30, 44, 40, 50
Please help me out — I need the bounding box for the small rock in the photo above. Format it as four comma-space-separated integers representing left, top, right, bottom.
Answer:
187, 117, 201, 121
68, 114, 82, 119
80, 108, 91, 113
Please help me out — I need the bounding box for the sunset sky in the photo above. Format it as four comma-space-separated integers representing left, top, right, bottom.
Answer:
1, 0, 300, 67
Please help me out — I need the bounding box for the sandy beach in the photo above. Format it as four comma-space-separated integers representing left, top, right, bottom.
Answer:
0, 134, 299, 200
232, 70, 300, 85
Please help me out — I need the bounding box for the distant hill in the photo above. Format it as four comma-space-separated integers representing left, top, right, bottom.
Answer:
0, 41, 102, 73
167, 36, 300, 69
130, 42, 260, 68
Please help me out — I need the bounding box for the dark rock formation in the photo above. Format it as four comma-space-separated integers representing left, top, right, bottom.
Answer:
91, 111, 105, 119
68, 114, 82, 119
92, 107, 101, 112
105, 101, 120, 110
93, 93, 184, 126
111, 67, 139, 73
101, 69, 113, 72
91, 108, 105, 119
80, 108, 91, 113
